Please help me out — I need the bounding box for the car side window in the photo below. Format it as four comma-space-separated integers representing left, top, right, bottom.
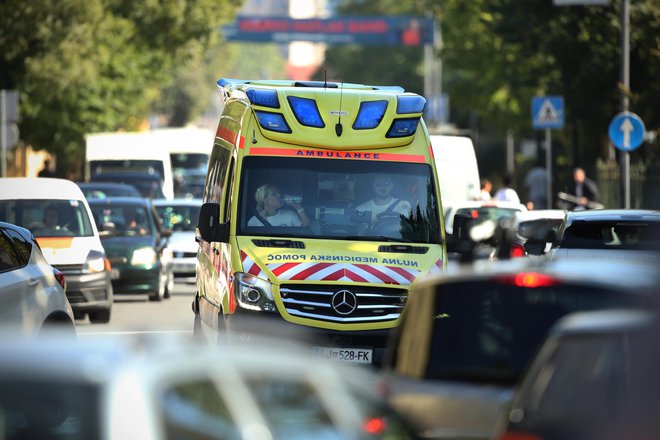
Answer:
159, 378, 240, 440
3, 228, 32, 265
0, 230, 22, 272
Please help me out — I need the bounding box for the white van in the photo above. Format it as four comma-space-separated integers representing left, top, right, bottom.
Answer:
85, 130, 176, 199
430, 135, 481, 210
0, 178, 113, 323
165, 127, 214, 199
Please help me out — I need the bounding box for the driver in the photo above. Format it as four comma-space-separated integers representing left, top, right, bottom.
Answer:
356, 175, 412, 223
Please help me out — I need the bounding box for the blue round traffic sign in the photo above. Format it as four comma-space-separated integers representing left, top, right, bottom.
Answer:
609, 112, 645, 152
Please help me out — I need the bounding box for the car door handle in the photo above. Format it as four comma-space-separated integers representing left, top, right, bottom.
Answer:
28, 278, 39, 287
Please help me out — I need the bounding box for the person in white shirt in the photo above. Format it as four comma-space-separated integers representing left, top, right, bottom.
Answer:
493, 175, 520, 204
247, 184, 310, 227
356, 175, 412, 223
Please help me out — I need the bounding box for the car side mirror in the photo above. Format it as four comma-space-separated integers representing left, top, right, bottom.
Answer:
197, 202, 229, 243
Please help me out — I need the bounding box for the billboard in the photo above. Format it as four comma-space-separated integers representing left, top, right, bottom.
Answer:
222, 16, 435, 46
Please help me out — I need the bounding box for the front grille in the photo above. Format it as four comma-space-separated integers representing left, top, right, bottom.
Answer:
53, 264, 84, 275
66, 290, 107, 303
279, 283, 407, 324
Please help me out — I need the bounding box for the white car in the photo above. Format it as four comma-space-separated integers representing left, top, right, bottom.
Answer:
0, 221, 75, 335
153, 198, 201, 282
0, 333, 416, 440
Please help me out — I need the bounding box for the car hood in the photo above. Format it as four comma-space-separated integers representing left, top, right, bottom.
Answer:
386, 375, 513, 440
101, 235, 154, 257
35, 237, 104, 266
167, 231, 197, 253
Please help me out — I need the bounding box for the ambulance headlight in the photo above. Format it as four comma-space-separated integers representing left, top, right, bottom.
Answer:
235, 273, 276, 312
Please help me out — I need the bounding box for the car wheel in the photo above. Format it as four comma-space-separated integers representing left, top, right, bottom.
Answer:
149, 271, 166, 302
164, 271, 174, 299
89, 308, 111, 324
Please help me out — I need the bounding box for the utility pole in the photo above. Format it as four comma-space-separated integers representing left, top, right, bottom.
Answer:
620, 0, 631, 208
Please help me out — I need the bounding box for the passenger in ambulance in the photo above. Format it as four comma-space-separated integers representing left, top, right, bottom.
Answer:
248, 184, 310, 227
355, 175, 412, 224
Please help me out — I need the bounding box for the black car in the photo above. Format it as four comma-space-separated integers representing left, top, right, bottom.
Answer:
88, 197, 173, 301
381, 256, 660, 440
90, 172, 166, 199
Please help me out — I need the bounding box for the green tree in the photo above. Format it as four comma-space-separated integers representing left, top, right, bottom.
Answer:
0, 0, 240, 177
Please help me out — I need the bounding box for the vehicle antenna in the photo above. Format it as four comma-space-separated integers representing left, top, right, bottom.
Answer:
335, 82, 343, 137
252, 129, 257, 144
324, 69, 327, 89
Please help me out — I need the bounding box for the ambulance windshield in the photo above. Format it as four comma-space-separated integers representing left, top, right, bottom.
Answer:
238, 156, 442, 244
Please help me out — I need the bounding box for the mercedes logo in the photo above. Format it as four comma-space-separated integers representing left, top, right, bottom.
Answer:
331, 290, 358, 315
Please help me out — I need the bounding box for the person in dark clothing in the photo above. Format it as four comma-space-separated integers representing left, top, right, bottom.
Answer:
38, 160, 55, 177
571, 167, 600, 208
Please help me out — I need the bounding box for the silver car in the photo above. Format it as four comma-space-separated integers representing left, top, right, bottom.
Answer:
153, 198, 201, 281
0, 221, 75, 335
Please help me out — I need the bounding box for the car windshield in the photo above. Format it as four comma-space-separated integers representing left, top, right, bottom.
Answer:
455, 206, 521, 227
80, 185, 141, 199
390, 280, 644, 385
155, 204, 200, 232
171, 153, 209, 171
90, 204, 153, 236
560, 220, 660, 250
0, 379, 100, 439
237, 156, 441, 244
0, 199, 94, 238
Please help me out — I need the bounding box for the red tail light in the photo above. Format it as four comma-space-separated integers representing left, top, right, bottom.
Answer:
498, 430, 543, 440
53, 268, 66, 289
363, 417, 387, 435
494, 272, 558, 288
510, 243, 525, 258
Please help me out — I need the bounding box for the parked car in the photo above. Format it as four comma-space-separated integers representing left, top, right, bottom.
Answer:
381, 256, 660, 440
0, 177, 113, 323
153, 198, 201, 282
88, 197, 173, 301
76, 182, 142, 199
0, 221, 75, 335
546, 209, 660, 260
0, 332, 420, 440
496, 309, 660, 440
90, 171, 166, 199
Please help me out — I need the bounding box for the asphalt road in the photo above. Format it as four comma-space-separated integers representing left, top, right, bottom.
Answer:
76, 281, 196, 337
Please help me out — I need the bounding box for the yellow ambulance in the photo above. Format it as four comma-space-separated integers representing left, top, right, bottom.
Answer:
195, 79, 446, 365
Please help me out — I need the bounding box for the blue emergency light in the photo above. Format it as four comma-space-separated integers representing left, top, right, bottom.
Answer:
396, 95, 426, 114
386, 118, 420, 138
353, 100, 388, 130
246, 89, 280, 108
255, 111, 292, 133
287, 96, 325, 128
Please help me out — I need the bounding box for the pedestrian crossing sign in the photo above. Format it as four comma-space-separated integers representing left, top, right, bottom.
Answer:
532, 96, 564, 129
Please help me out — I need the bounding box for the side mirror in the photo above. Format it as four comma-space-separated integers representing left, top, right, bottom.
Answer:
197, 202, 229, 243
98, 222, 116, 238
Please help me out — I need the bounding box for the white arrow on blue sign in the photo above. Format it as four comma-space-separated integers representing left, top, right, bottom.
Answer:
608, 112, 645, 152
532, 96, 564, 129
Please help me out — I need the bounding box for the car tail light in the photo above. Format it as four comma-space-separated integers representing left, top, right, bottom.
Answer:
53, 268, 66, 289
363, 417, 387, 435
497, 430, 543, 440
494, 272, 558, 288
510, 243, 525, 258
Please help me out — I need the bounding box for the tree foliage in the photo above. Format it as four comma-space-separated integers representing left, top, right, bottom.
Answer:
0, 0, 241, 176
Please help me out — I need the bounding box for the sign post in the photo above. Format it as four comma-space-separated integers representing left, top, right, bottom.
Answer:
532, 96, 564, 209
608, 112, 645, 208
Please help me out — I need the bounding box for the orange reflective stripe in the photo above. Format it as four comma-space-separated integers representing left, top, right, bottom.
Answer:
36, 237, 74, 249
249, 147, 425, 163
216, 126, 244, 148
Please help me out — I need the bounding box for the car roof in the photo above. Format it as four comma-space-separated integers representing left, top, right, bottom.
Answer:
515, 209, 567, 222
92, 172, 161, 180
565, 209, 660, 223
550, 309, 655, 337
77, 182, 138, 188
0, 177, 86, 200
0, 220, 34, 239
423, 255, 660, 293
87, 196, 150, 206
152, 198, 203, 207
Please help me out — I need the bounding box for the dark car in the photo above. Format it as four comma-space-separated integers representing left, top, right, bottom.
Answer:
497, 309, 660, 440
381, 257, 660, 440
88, 197, 173, 301
76, 182, 142, 199
90, 172, 166, 199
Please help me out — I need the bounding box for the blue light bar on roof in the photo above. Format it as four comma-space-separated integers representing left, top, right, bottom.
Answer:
255, 111, 292, 133
386, 118, 420, 138
352, 100, 388, 130
246, 89, 280, 108
396, 95, 426, 114
287, 96, 325, 128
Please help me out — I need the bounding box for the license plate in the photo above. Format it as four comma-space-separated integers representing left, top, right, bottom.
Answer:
311, 346, 373, 364
110, 269, 120, 280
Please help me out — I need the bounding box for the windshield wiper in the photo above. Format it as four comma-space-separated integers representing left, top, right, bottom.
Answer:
341, 235, 414, 243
